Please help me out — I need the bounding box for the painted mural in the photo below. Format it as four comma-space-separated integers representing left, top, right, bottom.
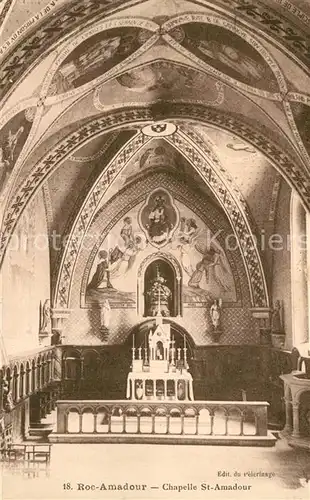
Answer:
85, 191, 236, 308
116, 62, 206, 93
49, 27, 152, 95
103, 61, 221, 103
0, 108, 35, 195
139, 189, 178, 248
174, 23, 277, 92
290, 102, 310, 156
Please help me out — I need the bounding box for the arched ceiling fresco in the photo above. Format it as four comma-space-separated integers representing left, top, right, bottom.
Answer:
170, 22, 279, 92
0, 0, 310, 313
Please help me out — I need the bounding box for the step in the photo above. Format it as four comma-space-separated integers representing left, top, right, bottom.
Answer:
50, 432, 277, 447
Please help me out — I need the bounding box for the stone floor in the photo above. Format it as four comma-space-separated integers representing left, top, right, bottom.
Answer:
2, 436, 310, 500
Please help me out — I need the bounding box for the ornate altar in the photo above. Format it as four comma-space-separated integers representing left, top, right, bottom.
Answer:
126, 313, 194, 401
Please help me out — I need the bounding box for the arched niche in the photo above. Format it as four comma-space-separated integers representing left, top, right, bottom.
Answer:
137, 253, 182, 318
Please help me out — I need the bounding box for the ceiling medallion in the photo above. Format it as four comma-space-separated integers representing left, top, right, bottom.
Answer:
142, 122, 177, 137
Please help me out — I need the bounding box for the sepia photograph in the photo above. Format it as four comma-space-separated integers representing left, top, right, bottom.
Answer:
0, 0, 310, 499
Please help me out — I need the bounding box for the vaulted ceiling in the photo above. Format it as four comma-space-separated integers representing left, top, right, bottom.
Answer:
0, 0, 310, 305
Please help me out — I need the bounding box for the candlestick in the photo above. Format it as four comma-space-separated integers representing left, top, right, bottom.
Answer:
183, 347, 187, 368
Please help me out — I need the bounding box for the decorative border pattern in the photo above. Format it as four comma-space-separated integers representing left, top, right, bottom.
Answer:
268, 174, 282, 223
1, 0, 309, 106
1, 102, 310, 297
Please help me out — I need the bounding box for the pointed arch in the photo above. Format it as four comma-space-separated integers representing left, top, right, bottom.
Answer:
1, 102, 310, 307
52, 121, 268, 309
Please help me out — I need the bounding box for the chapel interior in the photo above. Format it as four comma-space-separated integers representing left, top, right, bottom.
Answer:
1, 0, 310, 495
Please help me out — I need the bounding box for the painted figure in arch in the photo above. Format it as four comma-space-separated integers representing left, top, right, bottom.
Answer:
7, 126, 24, 162
197, 40, 264, 83
87, 250, 112, 290
0, 147, 10, 191
148, 195, 171, 244
120, 216, 134, 248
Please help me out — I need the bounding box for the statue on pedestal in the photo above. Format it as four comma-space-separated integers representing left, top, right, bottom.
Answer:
210, 299, 221, 330
2, 380, 13, 412
100, 299, 111, 341
209, 299, 222, 343
39, 299, 51, 335
101, 299, 111, 329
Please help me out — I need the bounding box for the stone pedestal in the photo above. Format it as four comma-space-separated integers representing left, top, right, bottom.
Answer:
210, 328, 222, 344
51, 309, 72, 344
280, 372, 310, 449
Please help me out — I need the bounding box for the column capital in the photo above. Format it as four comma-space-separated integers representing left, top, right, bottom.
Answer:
51, 308, 73, 319
249, 307, 272, 319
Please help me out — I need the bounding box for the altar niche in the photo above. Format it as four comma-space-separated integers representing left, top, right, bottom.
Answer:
143, 258, 180, 318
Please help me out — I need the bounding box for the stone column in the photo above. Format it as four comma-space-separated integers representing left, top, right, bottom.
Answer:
51, 308, 72, 344
142, 379, 146, 399
292, 403, 301, 438
282, 384, 293, 435
290, 192, 308, 351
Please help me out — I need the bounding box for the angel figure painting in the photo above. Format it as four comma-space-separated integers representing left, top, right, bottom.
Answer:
170, 212, 236, 304
0, 108, 35, 194
85, 212, 146, 307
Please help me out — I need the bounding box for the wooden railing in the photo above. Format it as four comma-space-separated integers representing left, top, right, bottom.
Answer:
0, 346, 61, 412
51, 400, 276, 446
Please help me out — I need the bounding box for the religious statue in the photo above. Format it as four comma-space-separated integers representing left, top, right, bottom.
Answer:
2, 380, 13, 412
40, 299, 51, 334
271, 300, 283, 334
146, 268, 172, 317
101, 299, 111, 330
210, 299, 221, 330
87, 250, 112, 290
